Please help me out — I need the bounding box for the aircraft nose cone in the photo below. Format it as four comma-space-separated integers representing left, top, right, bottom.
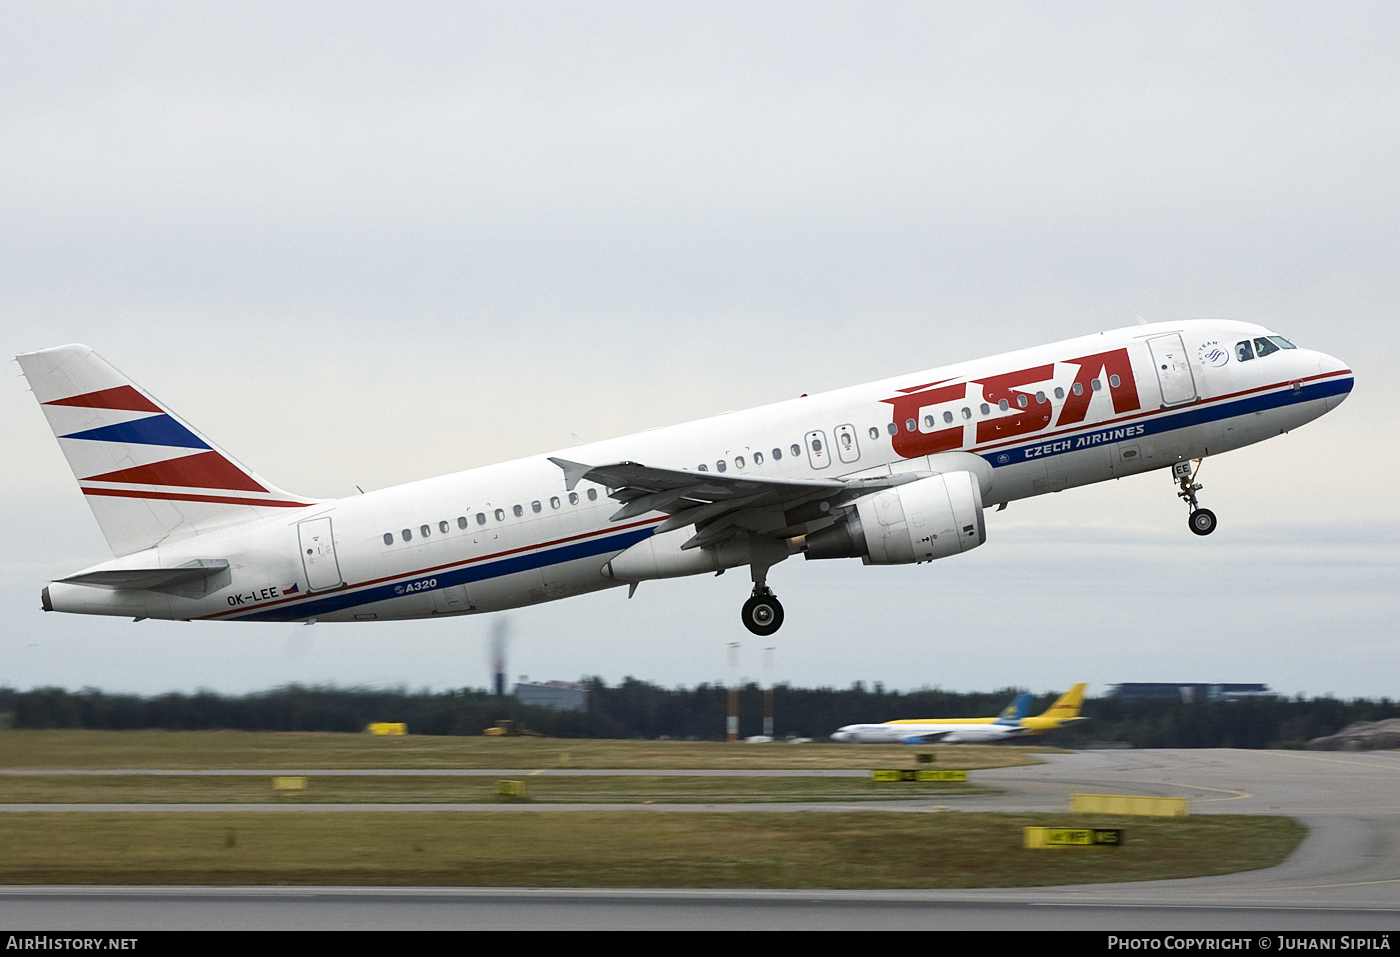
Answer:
831, 731, 851, 742
1315, 351, 1353, 410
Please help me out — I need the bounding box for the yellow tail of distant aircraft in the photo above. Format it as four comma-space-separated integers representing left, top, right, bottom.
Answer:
831, 683, 1089, 744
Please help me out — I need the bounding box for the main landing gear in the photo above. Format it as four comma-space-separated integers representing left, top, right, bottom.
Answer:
741, 584, 784, 636
1173, 460, 1217, 536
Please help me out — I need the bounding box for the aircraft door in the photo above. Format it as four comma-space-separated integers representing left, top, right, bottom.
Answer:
297, 517, 344, 592
804, 430, 831, 469
1147, 334, 1198, 407
833, 424, 860, 464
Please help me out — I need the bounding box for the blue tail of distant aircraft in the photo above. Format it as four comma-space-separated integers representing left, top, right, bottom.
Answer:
995, 693, 1034, 726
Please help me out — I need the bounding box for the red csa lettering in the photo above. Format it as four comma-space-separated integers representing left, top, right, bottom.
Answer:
1056, 349, 1141, 425
881, 381, 966, 459
974, 364, 1054, 444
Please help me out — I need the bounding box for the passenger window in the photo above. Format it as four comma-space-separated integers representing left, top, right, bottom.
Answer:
942, 411, 954, 424
1235, 340, 1254, 362
997, 399, 1009, 411
698, 464, 708, 471
401, 529, 412, 542
1054, 387, 1064, 400
383, 533, 393, 546
587, 488, 598, 501
754, 452, 764, 465
904, 418, 915, 432
1016, 395, 1027, 408
421, 525, 431, 538
885, 424, 896, 436
1253, 337, 1280, 358
1091, 378, 1102, 391
792, 443, 802, 455
495, 509, 505, 522
532, 501, 542, 513
477, 512, 486, 525
716, 460, 727, 473
1109, 374, 1121, 387
961, 407, 971, 419
924, 414, 935, 429
1072, 382, 1083, 396
735, 456, 745, 469
1035, 391, 1046, 404
868, 427, 879, 440
457, 516, 468, 529
568, 493, 578, 505
513, 505, 523, 517
551, 496, 560, 509
812, 438, 823, 451
439, 521, 449, 534
772, 447, 783, 460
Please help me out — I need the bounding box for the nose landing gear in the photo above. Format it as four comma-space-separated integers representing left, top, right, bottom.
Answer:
741, 584, 784, 636
1174, 460, 1217, 536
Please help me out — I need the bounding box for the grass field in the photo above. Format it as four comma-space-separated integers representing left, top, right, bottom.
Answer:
0, 729, 1046, 771
0, 773, 993, 804
0, 811, 1304, 888
0, 731, 1305, 888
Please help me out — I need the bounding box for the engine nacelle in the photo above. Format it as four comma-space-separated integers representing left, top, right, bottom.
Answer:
801, 470, 986, 564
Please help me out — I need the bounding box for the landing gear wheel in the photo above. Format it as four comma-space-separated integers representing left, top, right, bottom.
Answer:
1189, 508, 1217, 536
741, 592, 784, 636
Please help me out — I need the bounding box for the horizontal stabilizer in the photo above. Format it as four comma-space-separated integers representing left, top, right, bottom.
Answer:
59, 559, 229, 590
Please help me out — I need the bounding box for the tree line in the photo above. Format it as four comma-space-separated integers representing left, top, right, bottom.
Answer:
0, 681, 1395, 748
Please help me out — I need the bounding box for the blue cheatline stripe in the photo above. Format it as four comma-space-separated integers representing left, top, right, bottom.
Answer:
233, 525, 658, 622
981, 376, 1352, 469
59, 414, 210, 450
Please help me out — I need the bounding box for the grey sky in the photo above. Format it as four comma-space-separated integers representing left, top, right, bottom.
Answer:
3, 2, 1396, 700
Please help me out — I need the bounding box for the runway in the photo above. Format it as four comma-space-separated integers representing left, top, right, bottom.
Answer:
2, 749, 1398, 930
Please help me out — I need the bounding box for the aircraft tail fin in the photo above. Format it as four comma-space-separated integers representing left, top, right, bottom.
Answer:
995, 693, 1034, 725
1039, 683, 1089, 722
17, 344, 315, 557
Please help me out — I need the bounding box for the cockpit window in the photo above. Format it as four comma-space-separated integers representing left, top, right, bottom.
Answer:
1235, 340, 1255, 362
1268, 335, 1296, 350
1253, 337, 1280, 358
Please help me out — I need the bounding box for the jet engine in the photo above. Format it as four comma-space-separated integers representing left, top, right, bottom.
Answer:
799, 470, 986, 564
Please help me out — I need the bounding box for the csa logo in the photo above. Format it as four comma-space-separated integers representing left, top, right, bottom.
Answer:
1198, 341, 1230, 367
394, 585, 406, 595
996, 453, 1011, 464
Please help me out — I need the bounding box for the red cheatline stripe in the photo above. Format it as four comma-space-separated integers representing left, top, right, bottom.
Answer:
202, 516, 667, 620
80, 487, 310, 508
44, 385, 162, 413
82, 450, 267, 492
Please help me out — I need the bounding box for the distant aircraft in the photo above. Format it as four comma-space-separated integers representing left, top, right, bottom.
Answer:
831, 683, 1090, 744
18, 321, 1350, 635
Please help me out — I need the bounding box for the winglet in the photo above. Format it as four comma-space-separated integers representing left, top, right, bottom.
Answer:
547, 457, 594, 492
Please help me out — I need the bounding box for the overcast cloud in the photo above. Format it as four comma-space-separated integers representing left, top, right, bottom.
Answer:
2, 2, 1396, 701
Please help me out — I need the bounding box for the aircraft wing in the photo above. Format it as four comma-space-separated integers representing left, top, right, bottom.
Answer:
899, 732, 954, 745
549, 457, 929, 549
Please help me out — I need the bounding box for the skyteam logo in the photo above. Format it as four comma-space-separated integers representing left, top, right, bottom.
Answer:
1198, 341, 1230, 367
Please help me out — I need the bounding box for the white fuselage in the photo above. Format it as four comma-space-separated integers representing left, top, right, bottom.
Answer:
44, 319, 1352, 623
831, 721, 1023, 744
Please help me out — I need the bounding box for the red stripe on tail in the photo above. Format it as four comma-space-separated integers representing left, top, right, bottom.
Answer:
44, 385, 163, 413
82, 450, 267, 492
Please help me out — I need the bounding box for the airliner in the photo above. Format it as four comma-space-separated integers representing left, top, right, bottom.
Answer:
831, 683, 1089, 744
18, 320, 1352, 636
